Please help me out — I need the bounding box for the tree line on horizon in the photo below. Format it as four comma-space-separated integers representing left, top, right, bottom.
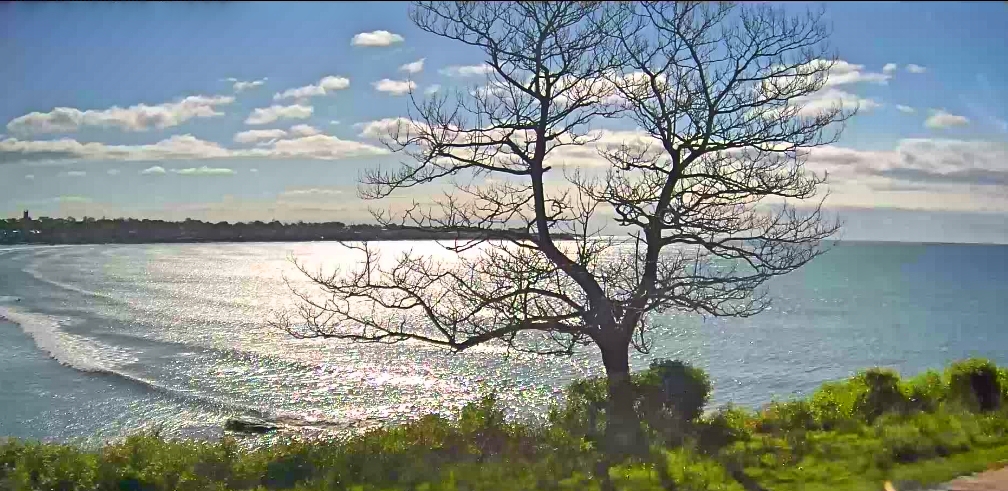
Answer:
0, 215, 541, 244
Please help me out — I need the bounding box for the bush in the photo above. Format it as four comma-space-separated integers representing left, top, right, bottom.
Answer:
635, 359, 712, 424
548, 359, 712, 448
902, 370, 945, 413
755, 400, 816, 434
697, 404, 756, 451
854, 368, 908, 421
945, 358, 1003, 412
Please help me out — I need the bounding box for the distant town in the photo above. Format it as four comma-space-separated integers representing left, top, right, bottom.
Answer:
0, 211, 563, 245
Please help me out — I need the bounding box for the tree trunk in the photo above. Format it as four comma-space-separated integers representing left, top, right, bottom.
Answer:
599, 338, 643, 457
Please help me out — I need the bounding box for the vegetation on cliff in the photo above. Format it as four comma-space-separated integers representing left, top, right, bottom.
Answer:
3, 358, 1008, 491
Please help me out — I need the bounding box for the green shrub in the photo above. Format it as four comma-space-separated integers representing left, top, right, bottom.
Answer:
902, 370, 945, 413
945, 358, 1003, 412
854, 368, 908, 421
755, 400, 816, 434
808, 380, 861, 430
697, 404, 756, 451
549, 359, 712, 448
634, 359, 712, 424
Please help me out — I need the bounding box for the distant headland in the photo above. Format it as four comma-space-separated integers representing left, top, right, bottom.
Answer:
1, 211, 568, 245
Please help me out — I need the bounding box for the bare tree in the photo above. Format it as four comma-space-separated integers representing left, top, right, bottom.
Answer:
275, 0, 847, 452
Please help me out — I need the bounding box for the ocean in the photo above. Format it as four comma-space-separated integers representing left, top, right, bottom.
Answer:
1, 241, 1006, 445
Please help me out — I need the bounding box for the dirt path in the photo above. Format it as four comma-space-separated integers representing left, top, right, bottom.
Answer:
944, 466, 1008, 491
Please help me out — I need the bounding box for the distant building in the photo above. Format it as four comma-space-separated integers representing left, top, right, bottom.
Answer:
23, 210, 30, 222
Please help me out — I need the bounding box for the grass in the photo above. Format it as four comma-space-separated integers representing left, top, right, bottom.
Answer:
2, 358, 1007, 491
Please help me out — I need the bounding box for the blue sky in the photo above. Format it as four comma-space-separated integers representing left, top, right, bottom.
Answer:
1, 1, 1007, 243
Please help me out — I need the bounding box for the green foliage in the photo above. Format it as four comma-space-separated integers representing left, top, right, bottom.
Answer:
548, 358, 712, 449
3, 359, 1008, 491
945, 358, 1003, 412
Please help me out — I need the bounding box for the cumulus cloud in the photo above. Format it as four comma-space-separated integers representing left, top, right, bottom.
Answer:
242, 134, 388, 159
245, 104, 313, 125
25, 174, 34, 180
141, 166, 166, 175
289, 124, 320, 137
806, 139, 1007, 187
882, 63, 898, 74
906, 64, 927, 74
234, 128, 288, 144
172, 166, 236, 176
273, 76, 350, 101
424, 85, 441, 95
399, 59, 425, 74
372, 79, 416, 96
925, 110, 969, 129
6, 95, 235, 135
357, 117, 422, 139
2, 132, 386, 163
54, 196, 92, 203
61, 170, 86, 177
226, 77, 268, 93
792, 88, 881, 117
896, 105, 915, 114
822, 60, 891, 86
439, 64, 494, 77
351, 30, 404, 47
281, 188, 344, 197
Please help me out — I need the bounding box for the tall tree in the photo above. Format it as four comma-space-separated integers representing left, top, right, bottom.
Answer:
276, 1, 848, 451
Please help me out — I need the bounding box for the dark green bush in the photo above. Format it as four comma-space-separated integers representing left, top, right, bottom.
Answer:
945, 358, 1002, 412
854, 368, 908, 421
902, 369, 945, 413
548, 358, 712, 448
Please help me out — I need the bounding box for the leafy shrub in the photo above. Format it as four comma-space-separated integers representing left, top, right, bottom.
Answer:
697, 404, 756, 451
902, 370, 945, 413
854, 368, 908, 421
808, 381, 861, 430
945, 358, 1003, 412
755, 400, 816, 434
635, 359, 712, 424
549, 359, 712, 448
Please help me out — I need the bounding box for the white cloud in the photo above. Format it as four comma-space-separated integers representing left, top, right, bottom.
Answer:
54, 196, 92, 204
245, 104, 313, 125
172, 166, 236, 176
372, 79, 416, 96
61, 170, 86, 177
281, 188, 344, 197
399, 58, 425, 74
1, 132, 387, 162
25, 174, 34, 180
107, 169, 120, 175
896, 105, 916, 114
439, 64, 494, 77
249, 168, 259, 173
907, 64, 927, 74
793, 88, 881, 117
351, 30, 404, 47
227, 77, 268, 93
242, 134, 388, 160
273, 76, 350, 101
234, 128, 288, 144
141, 166, 166, 175
882, 63, 898, 74
823, 60, 891, 86
424, 85, 441, 95
357, 117, 422, 139
6, 95, 235, 134
289, 124, 320, 137
330, 120, 341, 125
925, 110, 969, 129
